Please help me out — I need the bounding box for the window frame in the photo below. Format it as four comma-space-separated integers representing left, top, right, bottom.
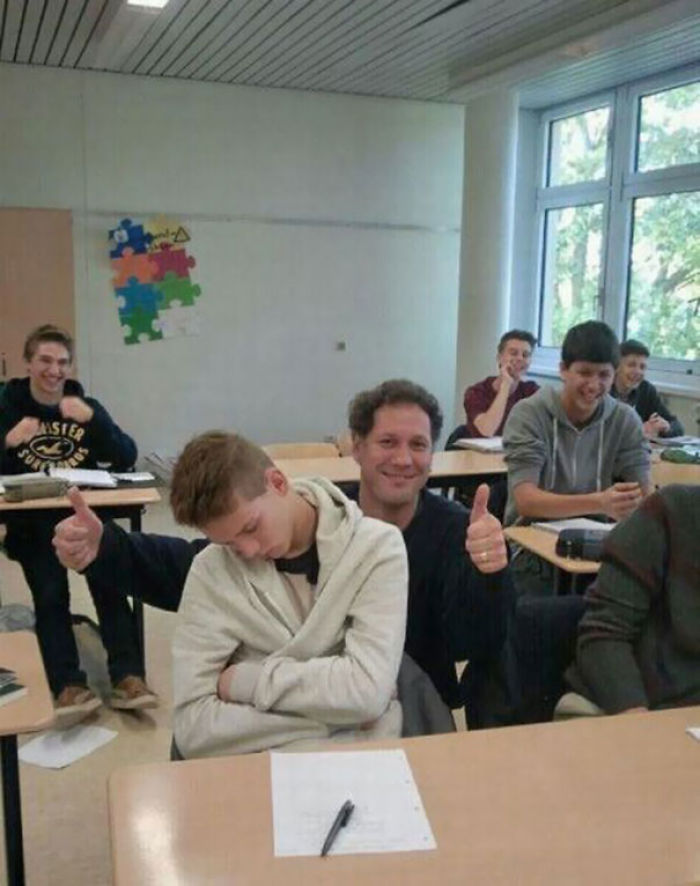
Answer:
525, 65, 700, 395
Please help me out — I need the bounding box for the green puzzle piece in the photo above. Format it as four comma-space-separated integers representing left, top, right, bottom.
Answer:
155, 271, 202, 308
119, 306, 163, 345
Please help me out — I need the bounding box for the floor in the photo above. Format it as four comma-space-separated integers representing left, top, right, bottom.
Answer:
0, 498, 466, 885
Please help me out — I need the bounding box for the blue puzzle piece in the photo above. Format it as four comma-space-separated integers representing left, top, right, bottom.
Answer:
116, 277, 164, 317
109, 218, 154, 258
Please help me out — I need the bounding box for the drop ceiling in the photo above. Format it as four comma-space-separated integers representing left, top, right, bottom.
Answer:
0, 0, 698, 106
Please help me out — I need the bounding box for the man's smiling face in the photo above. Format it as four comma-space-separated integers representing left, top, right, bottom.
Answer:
352, 403, 433, 510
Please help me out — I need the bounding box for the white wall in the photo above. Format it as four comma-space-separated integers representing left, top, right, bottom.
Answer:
0, 64, 464, 454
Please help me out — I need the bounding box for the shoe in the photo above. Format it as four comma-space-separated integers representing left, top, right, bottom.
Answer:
54, 685, 101, 728
110, 675, 158, 710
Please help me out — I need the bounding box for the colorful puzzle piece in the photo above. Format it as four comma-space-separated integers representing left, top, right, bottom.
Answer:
157, 305, 201, 338
111, 247, 158, 287
118, 306, 163, 345
154, 271, 202, 308
145, 215, 191, 251
109, 218, 154, 258
116, 277, 164, 316
150, 244, 196, 281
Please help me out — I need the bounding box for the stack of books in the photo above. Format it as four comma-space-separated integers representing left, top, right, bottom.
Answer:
0, 666, 27, 708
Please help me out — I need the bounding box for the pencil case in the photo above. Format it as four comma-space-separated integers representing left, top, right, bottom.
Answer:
3, 475, 70, 502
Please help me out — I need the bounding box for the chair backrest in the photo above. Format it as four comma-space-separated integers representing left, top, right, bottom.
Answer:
262, 442, 340, 459
335, 429, 354, 457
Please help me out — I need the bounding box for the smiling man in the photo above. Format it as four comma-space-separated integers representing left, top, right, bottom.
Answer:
0, 324, 155, 724
503, 321, 651, 596
612, 339, 684, 439
463, 329, 539, 438
348, 380, 512, 725
169, 431, 408, 758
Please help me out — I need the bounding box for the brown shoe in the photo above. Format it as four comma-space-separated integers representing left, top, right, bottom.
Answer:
111, 675, 158, 710
55, 685, 101, 728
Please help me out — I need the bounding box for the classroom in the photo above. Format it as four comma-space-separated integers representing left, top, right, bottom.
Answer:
1, 1, 699, 883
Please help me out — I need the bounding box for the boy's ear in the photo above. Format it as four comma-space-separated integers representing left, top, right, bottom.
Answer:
265, 467, 289, 496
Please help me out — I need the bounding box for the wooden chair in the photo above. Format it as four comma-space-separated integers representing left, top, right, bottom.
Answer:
262, 441, 340, 459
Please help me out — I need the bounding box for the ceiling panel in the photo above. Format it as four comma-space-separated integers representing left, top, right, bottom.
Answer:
0, 0, 696, 107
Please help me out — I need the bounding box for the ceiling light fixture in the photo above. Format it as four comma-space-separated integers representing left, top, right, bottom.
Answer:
127, 0, 170, 10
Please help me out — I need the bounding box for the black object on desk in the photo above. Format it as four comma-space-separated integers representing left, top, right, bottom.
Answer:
320, 799, 355, 857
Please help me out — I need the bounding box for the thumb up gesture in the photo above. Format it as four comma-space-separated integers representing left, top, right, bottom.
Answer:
465, 483, 508, 574
52, 487, 104, 572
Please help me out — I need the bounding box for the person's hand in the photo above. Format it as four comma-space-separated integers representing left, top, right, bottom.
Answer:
52, 487, 104, 572
4, 417, 40, 449
599, 482, 643, 521
60, 396, 94, 423
217, 664, 236, 701
465, 483, 508, 574
642, 413, 670, 438
498, 362, 516, 392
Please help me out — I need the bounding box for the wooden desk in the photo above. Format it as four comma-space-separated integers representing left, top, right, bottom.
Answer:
0, 486, 161, 668
276, 451, 506, 492
504, 525, 600, 594
651, 460, 700, 488
0, 632, 54, 886
108, 706, 700, 885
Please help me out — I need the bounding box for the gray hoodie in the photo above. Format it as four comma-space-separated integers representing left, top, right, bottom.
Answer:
502, 386, 650, 525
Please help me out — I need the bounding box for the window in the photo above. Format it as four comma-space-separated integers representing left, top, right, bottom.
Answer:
531, 69, 700, 379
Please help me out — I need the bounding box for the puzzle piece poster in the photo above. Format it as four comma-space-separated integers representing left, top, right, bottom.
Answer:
108, 217, 202, 345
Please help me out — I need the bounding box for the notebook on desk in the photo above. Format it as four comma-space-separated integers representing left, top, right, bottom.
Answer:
533, 518, 614, 535
48, 468, 117, 488
452, 436, 504, 453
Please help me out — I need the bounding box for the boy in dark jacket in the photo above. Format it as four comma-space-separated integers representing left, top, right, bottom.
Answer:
612, 339, 684, 438
0, 324, 156, 724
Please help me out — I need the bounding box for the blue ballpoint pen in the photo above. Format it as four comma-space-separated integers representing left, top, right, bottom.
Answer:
320, 799, 355, 857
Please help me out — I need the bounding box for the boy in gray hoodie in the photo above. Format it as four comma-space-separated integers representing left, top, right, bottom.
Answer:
502, 321, 651, 596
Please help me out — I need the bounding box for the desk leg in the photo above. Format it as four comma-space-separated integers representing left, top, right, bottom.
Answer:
1, 734, 25, 886
129, 508, 146, 673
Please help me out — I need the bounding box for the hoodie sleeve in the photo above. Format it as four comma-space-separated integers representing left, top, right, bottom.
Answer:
575, 493, 668, 712
172, 555, 331, 758
83, 521, 205, 611
83, 397, 137, 470
611, 406, 651, 488
0, 383, 25, 465
228, 524, 408, 726
502, 398, 547, 489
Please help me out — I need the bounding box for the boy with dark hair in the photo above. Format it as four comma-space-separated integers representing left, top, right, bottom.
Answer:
463, 329, 539, 438
54, 379, 514, 729
503, 321, 650, 596
612, 339, 684, 438
169, 431, 407, 758
0, 324, 155, 724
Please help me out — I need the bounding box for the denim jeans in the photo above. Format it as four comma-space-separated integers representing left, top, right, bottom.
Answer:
5, 515, 142, 696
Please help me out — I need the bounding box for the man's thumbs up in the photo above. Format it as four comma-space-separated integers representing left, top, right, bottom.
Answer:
465, 483, 508, 574
53, 487, 104, 572
469, 483, 490, 523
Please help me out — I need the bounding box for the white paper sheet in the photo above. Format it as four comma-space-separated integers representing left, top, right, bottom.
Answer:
270, 749, 436, 857
533, 518, 614, 534
453, 436, 503, 452
19, 724, 117, 768
48, 468, 117, 488
686, 727, 700, 742
111, 472, 156, 482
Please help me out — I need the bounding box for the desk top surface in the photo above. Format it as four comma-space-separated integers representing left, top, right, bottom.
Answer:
504, 525, 601, 574
0, 485, 161, 512
275, 450, 506, 483
651, 459, 700, 487
0, 631, 54, 737
109, 706, 700, 886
